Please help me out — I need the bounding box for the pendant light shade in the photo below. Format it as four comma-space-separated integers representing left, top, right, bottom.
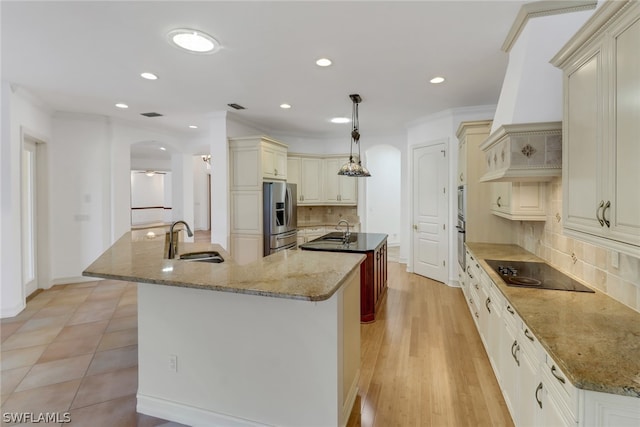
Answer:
338, 94, 371, 177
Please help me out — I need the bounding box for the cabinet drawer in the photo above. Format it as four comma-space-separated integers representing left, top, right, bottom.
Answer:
542, 356, 578, 419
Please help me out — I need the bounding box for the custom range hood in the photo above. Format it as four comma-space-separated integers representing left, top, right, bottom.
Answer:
479, 1, 595, 183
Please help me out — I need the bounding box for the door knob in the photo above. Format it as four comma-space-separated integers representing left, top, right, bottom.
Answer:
413, 224, 418, 230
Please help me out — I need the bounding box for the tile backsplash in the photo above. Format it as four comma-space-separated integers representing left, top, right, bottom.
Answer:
297, 206, 359, 227
514, 177, 640, 313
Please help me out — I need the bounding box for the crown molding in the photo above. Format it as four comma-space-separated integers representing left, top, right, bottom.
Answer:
502, 1, 597, 53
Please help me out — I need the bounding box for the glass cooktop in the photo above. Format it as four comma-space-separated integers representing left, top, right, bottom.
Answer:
484, 260, 595, 293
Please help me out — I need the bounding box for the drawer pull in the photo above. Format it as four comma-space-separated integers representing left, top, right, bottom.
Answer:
535, 382, 543, 409
506, 305, 515, 315
524, 329, 535, 342
551, 365, 566, 384
485, 297, 491, 313
475, 311, 479, 319
467, 266, 474, 279
511, 340, 520, 366
474, 283, 479, 290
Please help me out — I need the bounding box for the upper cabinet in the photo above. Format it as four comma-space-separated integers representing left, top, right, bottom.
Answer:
229, 136, 288, 191
287, 154, 358, 206
552, 0, 640, 257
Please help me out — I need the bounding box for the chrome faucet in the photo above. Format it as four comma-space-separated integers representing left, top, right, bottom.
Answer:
167, 220, 193, 259
336, 219, 351, 244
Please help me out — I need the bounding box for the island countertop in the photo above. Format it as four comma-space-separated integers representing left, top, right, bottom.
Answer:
300, 232, 388, 253
83, 232, 365, 302
466, 242, 640, 398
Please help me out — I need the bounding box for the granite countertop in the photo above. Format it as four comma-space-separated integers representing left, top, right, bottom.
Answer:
466, 242, 640, 398
299, 232, 388, 253
83, 232, 365, 302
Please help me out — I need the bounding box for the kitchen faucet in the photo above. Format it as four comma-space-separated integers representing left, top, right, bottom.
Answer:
336, 219, 351, 244
167, 220, 193, 259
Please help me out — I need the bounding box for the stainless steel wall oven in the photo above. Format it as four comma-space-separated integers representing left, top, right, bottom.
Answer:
456, 185, 467, 270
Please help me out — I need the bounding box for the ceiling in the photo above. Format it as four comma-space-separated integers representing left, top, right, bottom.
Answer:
2, 1, 528, 140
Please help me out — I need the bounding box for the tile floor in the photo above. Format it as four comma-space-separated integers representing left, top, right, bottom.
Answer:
0, 279, 186, 427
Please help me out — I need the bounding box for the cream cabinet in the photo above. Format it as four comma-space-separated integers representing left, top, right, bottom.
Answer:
552, 0, 640, 258
324, 157, 357, 205
287, 154, 357, 206
490, 182, 546, 221
228, 136, 289, 264
458, 137, 467, 185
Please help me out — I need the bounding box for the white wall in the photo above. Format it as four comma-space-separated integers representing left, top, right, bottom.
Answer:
365, 145, 401, 246
407, 105, 496, 285
193, 156, 210, 230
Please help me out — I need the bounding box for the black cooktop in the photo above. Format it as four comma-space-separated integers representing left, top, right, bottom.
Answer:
484, 260, 595, 293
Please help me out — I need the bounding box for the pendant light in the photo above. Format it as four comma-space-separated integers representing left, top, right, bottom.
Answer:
338, 94, 371, 177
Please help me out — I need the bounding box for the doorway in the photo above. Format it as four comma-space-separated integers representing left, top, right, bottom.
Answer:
411, 142, 448, 283
21, 139, 38, 296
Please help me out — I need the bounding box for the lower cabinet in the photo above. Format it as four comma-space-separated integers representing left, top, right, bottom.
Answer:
464, 246, 639, 427
360, 239, 387, 323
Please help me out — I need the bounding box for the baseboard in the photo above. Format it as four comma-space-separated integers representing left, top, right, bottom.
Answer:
51, 276, 101, 286
0, 301, 26, 319
342, 371, 360, 427
137, 394, 267, 427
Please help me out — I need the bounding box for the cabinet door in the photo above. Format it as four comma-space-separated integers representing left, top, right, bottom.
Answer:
563, 47, 606, 235
262, 146, 276, 179
490, 182, 511, 214
458, 139, 467, 185
499, 320, 519, 417
518, 348, 542, 427
230, 234, 262, 265
609, 16, 640, 246
287, 157, 301, 193
324, 158, 341, 203
274, 148, 287, 180
339, 173, 358, 204
230, 147, 261, 190
541, 385, 575, 427
300, 158, 324, 204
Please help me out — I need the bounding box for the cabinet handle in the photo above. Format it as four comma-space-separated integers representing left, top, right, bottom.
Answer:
551, 365, 566, 384
413, 224, 418, 231
535, 382, 543, 409
467, 266, 474, 279
603, 201, 611, 228
497, 196, 502, 208
485, 297, 491, 313
507, 305, 515, 315
474, 283, 479, 290
300, 195, 304, 202
511, 340, 520, 366
459, 173, 463, 182
475, 311, 479, 319
274, 168, 278, 176
469, 298, 473, 305
524, 328, 535, 342
596, 200, 605, 226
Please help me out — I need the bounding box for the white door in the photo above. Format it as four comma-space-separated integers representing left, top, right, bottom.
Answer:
22, 140, 38, 296
412, 143, 448, 282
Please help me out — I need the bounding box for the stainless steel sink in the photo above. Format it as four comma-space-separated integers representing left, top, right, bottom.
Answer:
179, 251, 224, 263
318, 232, 357, 243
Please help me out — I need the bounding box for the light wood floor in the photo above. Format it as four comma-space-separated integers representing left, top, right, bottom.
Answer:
347, 262, 514, 427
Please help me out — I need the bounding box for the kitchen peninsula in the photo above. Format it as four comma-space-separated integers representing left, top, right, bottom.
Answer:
83, 232, 364, 427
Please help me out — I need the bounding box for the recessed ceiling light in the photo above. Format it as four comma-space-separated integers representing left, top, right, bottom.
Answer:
331, 117, 350, 124
189, 125, 198, 129
430, 76, 446, 84
280, 104, 291, 109
316, 58, 332, 67
159, 147, 166, 151
141, 72, 158, 80
115, 103, 129, 109
167, 28, 219, 54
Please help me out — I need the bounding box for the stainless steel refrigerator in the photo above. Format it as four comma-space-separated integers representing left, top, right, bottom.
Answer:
263, 182, 298, 255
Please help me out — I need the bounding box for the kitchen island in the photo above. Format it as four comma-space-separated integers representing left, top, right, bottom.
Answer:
83, 232, 364, 427
300, 232, 388, 323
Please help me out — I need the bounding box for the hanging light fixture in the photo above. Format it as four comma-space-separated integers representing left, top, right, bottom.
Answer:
338, 94, 371, 177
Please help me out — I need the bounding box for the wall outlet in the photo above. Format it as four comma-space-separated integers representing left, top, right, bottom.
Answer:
611, 251, 619, 269
169, 354, 178, 372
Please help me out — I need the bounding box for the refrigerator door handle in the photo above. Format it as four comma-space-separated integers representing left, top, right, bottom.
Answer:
286, 187, 292, 228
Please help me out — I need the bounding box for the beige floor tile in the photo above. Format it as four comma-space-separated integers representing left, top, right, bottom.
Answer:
30, 304, 77, 320
15, 354, 92, 392
112, 304, 137, 319
38, 334, 102, 363
54, 320, 108, 343
85, 288, 125, 302
1, 326, 63, 351
1, 345, 47, 371
105, 315, 137, 333
96, 328, 137, 352
71, 366, 138, 409
66, 394, 137, 426
64, 281, 99, 289
57, 287, 94, 298
92, 281, 128, 292
66, 307, 116, 326
44, 294, 90, 308
2, 379, 80, 419
1, 366, 31, 395
1, 321, 25, 343
15, 314, 72, 334
0, 308, 39, 324
86, 345, 137, 376
74, 298, 119, 313
117, 294, 137, 307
